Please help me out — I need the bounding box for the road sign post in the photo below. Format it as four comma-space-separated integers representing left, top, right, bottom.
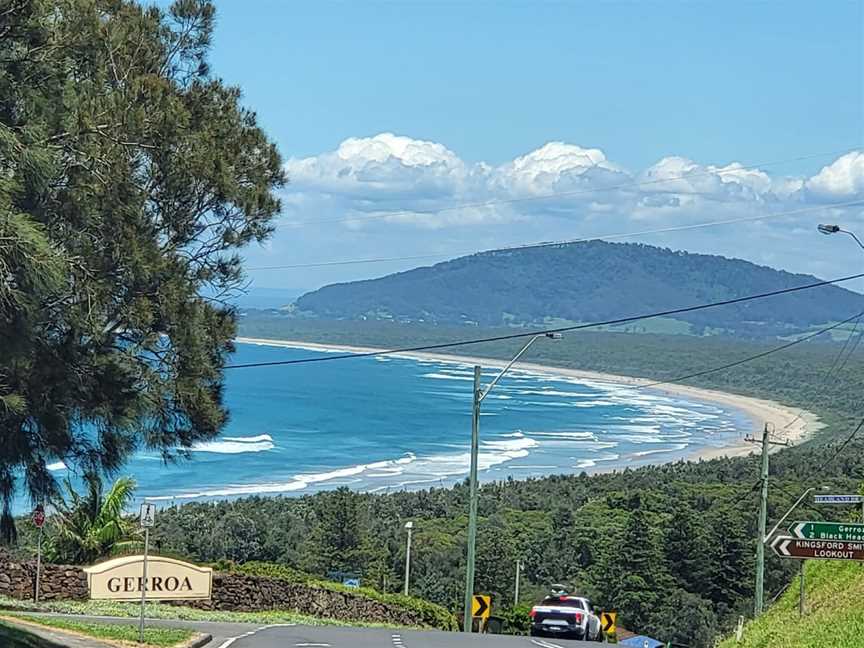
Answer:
139, 503, 155, 643
471, 594, 490, 632
790, 521, 864, 542
33, 505, 45, 603
814, 494, 864, 505
772, 536, 864, 561
601, 611, 617, 639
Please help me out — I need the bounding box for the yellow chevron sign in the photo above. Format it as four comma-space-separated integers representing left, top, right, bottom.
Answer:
601, 611, 617, 635
471, 594, 491, 620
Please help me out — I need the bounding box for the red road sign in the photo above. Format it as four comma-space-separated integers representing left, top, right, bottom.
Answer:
771, 536, 864, 561
33, 507, 45, 528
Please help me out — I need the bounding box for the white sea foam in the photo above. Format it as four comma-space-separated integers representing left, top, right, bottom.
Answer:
631, 444, 688, 458
191, 434, 275, 454
422, 372, 474, 381
222, 434, 273, 443
529, 431, 597, 441
517, 389, 594, 398
150, 433, 540, 501
150, 453, 419, 500
575, 453, 620, 469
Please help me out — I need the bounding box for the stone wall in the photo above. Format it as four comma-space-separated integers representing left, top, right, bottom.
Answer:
0, 554, 88, 601
0, 554, 444, 628
184, 572, 434, 626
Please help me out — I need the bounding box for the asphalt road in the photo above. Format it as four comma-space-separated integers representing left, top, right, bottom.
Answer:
220, 624, 600, 648
2, 612, 600, 648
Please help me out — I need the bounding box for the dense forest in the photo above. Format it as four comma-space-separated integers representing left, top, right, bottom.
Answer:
121, 318, 864, 647
293, 241, 864, 337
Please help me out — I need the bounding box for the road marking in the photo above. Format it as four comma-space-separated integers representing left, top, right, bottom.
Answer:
392, 633, 404, 647
530, 639, 565, 648
216, 623, 297, 648
294, 644, 330, 647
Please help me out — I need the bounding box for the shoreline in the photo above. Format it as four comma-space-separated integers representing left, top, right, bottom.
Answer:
236, 336, 821, 465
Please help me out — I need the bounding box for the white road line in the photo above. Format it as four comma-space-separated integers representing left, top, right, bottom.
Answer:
294, 644, 331, 647
216, 623, 298, 648
530, 639, 565, 648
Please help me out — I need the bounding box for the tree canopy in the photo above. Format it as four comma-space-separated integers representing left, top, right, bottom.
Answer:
0, 0, 284, 540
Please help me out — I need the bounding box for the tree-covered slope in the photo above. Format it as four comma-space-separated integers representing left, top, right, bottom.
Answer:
721, 560, 864, 648
294, 241, 864, 336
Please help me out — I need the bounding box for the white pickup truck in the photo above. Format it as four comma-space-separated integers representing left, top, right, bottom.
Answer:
529, 594, 603, 641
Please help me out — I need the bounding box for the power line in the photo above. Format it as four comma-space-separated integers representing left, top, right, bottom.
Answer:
248, 199, 864, 271
815, 416, 864, 473
225, 271, 864, 369
782, 314, 863, 431
635, 311, 864, 391
283, 147, 858, 228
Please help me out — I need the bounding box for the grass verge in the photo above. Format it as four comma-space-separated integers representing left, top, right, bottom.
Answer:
0, 595, 415, 630
1, 614, 193, 647
719, 560, 864, 648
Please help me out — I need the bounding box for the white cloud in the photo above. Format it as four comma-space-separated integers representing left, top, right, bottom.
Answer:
253, 135, 864, 289
284, 134, 861, 226
805, 151, 864, 200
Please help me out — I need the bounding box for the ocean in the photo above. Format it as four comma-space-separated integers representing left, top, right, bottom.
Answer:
46, 342, 753, 505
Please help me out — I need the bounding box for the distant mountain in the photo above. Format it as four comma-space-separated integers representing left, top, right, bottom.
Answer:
293, 241, 864, 337
232, 287, 308, 310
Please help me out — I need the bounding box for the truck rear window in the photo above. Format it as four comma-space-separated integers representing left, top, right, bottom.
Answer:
541, 597, 585, 609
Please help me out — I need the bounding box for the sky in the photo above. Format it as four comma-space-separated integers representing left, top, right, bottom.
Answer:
195, 1, 863, 294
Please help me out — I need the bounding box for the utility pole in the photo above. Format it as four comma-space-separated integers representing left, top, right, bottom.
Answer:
746, 422, 789, 616
514, 559, 522, 606
463, 365, 482, 633
404, 521, 414, 597
461, 334, 561, 632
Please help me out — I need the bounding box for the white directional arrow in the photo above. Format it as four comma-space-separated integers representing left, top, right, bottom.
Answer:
792, 522, 807, 539
772, 536, 793, 557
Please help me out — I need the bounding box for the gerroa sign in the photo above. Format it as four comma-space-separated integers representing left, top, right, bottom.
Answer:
84, 555, 212, 601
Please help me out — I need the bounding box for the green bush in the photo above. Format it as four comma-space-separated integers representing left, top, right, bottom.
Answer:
234, 561, 458, 631
496, 605, 532, 635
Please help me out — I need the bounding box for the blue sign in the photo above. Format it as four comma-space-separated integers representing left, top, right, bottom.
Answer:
343, 578, 360, 589
815, 495, 864, 504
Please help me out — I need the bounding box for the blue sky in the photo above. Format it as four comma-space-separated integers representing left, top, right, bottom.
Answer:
186, 1, 863, 293
210, 1, 861, 171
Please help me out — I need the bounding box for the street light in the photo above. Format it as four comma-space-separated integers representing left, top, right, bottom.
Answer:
817, 223, 864, 250
404, 521, 414, 597
462, 332, 562, 632
763, 486, 828, 544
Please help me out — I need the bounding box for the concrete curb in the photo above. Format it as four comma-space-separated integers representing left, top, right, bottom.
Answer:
183, 633, 213, 648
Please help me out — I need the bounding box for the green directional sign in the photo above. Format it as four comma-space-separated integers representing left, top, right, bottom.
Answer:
790, 521, 864, 542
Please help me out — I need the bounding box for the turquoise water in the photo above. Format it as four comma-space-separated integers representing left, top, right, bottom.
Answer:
47, 342, 753, 504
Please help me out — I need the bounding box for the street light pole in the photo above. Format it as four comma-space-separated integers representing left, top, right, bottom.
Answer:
462, 333, 561, 632
404, 521, 414, 597
463, 365, 482, 633
818, 224, 864, 250
514, 559, 522, 606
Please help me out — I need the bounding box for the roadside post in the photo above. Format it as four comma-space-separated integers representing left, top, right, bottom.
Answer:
471, 594, 491, 632
403, 521, 413, 596
139, 502, 156, 643
33, 504, 45, 602
600, 611, 617, 642
799, 560, 805, 617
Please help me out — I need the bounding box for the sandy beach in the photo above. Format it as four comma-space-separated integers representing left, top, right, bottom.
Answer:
236, 336, 820, 465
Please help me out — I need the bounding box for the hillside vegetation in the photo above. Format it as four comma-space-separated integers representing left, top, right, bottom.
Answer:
293, 241, 864, 337
721, 560, 864, 648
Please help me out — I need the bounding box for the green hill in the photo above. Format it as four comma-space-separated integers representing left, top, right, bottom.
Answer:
293, 241, 864, 338
721, 560, 864, 648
